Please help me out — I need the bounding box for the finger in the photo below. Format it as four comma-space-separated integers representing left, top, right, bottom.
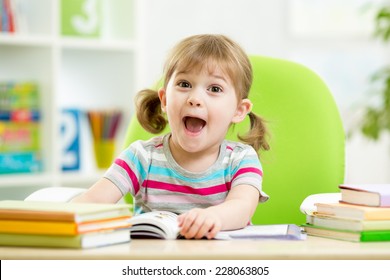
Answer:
179, 211, 198, 236
183, 214, 206, 239
206, 221, 222, 239
194, 219, 214, 239
177, 213, 186, 227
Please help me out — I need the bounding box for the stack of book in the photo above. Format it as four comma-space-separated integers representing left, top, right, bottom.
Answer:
0, 200, 133, 248
302, 184, 390, 242
0, 82, 42, 174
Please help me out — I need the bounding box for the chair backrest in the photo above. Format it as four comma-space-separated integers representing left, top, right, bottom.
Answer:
123, 56, 345, 225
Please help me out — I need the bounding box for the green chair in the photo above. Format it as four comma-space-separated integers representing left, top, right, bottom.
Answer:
123, 56, 345, 225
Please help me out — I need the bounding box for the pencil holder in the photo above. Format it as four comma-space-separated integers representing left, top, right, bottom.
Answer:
86, 109, 122, 169
93, 139, 115, 169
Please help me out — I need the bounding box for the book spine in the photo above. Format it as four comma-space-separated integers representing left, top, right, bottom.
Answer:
4, 0, 14, 32
0, 220, 77, 235
0, 121, 40, 152
0, 152, 42, 174
360, 230, 390, 242
0, 110, 40, 121
0, 0, 16, 33
0, 210, 76, 222
0, 0, 3, 31
0, 233, 82, 248
1, 0, 9, 32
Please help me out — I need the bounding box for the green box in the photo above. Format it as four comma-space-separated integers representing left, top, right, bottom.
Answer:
61, 0, 102, 37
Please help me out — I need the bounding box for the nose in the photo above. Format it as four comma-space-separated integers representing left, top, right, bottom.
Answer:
187, 92, 203, 107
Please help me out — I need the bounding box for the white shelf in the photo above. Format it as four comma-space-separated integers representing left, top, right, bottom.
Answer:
0, 33, 53, 47
0, 0, 140, 197
58, 171, 104, 187
0, 174, 54, 188
60, 37, 138, 51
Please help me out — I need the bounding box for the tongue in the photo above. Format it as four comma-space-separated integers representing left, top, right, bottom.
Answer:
185, 117, 205, 133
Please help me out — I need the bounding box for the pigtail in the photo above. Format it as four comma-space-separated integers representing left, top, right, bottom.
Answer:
135, 89, 167, 134
238, 112, 270, 152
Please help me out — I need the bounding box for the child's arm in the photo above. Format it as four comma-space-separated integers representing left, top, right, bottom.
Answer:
178, 184, 259, 239
71, 178, 123, 203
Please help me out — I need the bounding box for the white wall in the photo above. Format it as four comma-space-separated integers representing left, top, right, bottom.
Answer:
137, 0, 287, 88
137, 0, 390, 183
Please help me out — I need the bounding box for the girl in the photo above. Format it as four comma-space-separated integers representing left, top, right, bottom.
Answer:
73, 34, 270, 239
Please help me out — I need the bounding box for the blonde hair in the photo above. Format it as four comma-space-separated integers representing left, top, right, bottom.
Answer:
136, 34, 269, 151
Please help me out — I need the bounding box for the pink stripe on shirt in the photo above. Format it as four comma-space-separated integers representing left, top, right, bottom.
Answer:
232, 167, 263, 181
142, 194, 226, 205
142, 180, 230, 195
115, 158, 140, 194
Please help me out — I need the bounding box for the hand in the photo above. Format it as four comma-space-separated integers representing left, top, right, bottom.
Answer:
178, 208, 222, 239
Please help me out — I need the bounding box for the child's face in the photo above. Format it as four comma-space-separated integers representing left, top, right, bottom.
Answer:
158, 64, 252, 155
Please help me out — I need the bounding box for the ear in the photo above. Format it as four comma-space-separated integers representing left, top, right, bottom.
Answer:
231, 99, 252, 123
158, 87, 167, 113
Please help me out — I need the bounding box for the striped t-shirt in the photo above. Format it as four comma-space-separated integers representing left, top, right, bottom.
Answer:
104, 134, 269, 214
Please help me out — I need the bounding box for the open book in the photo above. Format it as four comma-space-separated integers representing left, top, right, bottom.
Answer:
129, 211, 306, 240
129, 211, 180, 239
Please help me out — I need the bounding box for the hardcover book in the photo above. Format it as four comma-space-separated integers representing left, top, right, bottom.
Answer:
339, 184, 390, 207
0, 200, 132, 223
306, 214, 390, 231
0, 228, 131, 249
315, 202, 390, 221
0, 216, 132, 236
303, 224, 390, 242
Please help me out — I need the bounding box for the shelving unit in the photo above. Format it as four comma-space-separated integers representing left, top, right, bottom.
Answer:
0, 0, 141, 199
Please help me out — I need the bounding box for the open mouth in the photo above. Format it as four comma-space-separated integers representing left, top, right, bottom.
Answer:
183, 116, 206, 133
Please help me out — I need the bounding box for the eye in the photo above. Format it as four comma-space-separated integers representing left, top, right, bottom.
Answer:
208, 85, 223, 93
177, 81, 191, 88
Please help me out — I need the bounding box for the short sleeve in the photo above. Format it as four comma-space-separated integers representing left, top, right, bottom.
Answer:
103, 140, 148, 196
230, 145, 269, 203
